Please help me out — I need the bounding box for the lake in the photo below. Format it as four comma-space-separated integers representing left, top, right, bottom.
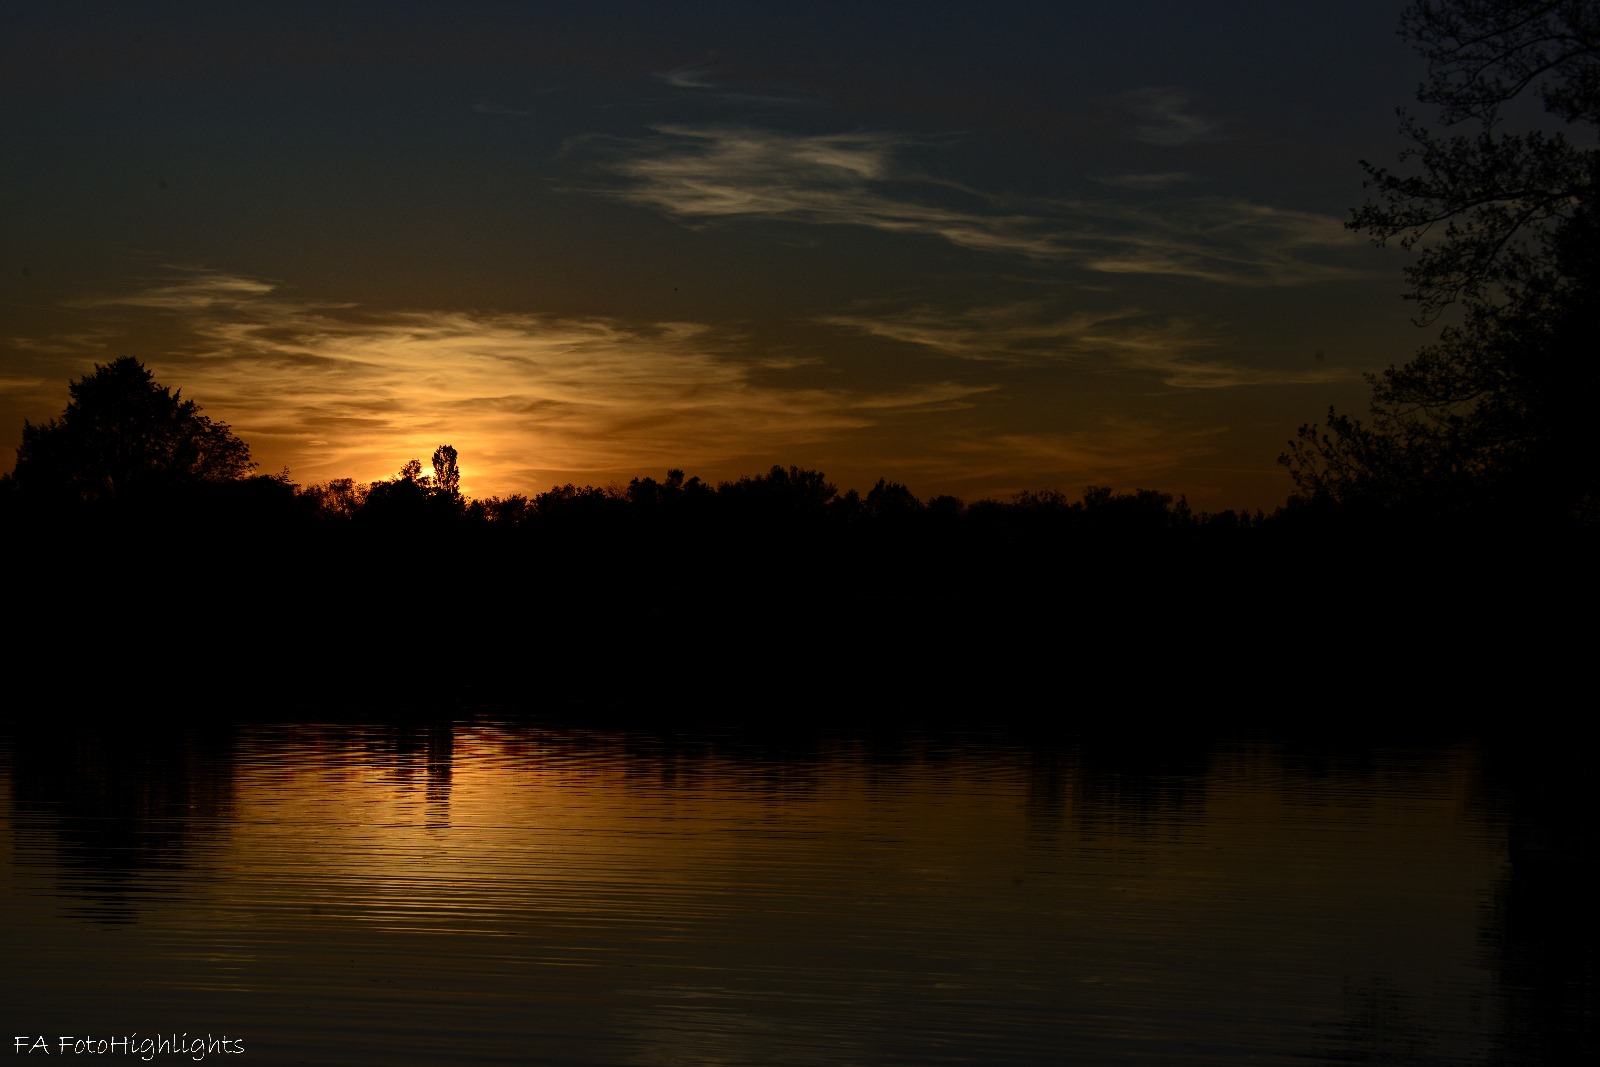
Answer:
1, 719, 1591, 1065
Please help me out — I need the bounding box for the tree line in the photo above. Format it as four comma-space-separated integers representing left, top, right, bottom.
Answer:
0, 365, 1577, 718
0, 356, 1263, 544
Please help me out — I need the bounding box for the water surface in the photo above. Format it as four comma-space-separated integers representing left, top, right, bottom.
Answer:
1, 721, 1589, 1064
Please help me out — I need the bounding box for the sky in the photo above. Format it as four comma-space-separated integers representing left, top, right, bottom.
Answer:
1, 1, 1435, 510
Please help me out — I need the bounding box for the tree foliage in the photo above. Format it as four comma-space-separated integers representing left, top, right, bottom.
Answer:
10, 357, 255, 503
356, 448, 469, 525
1284, 0, 1599, 518
717, 465, 837, 516
1351, 0, 1598, 320
431, 444, 461, 500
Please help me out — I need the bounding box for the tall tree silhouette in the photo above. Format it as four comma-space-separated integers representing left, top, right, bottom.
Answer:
1284, 0, 1599, 519
9, 358, 254, 503
431, 444, 461, 501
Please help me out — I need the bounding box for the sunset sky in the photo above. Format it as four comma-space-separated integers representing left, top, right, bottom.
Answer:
2, 1, 1433, 509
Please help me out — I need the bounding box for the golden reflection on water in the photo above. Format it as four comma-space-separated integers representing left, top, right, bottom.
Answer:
1, 724, 1522, 1066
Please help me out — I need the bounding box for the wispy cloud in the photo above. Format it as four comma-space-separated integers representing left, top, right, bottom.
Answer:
589, 124, 1367, 285
70, 269, 994, 494
822, 301, 1358, 389
660, 68, 718, 90
72, 272, 278, 310
1123, 87, 1224, 146
0, 374, 51, 394
9, 329, 116, 355
598, 125, 1067, 259
821, 303, 1191, 365
1063, 197, 1369, 287
652, 69, 818, 108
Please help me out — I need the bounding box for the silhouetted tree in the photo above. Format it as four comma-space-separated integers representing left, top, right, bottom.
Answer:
300, 477, 368, 520
1284, 0, 1600, 520
718, 465, 837, 517
358, 458, 439, 525
864, 478, 923, 521
534, 482, 625, 523
9, 358, 254, 503
482, 493, 534, 527
432, 444, 461, 501
1082, 485, 1188, 532
627, 468, 711, 511
1352, 0, 1597, 321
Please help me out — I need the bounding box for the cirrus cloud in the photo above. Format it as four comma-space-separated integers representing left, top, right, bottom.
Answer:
52, 268, 998, 494
586, 123, 1371, 287
821, 300, 1359, 389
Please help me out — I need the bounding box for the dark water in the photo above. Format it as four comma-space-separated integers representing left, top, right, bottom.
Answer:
1, 721, 1592, 1065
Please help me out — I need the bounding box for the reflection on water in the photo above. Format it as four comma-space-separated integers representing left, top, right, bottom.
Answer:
1, 721, 1592, 1065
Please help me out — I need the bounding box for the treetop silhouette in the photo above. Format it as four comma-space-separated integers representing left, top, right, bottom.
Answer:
432, 445, 461, 500
1351, 0, 1598, 322
1284, 0, 1598, 520
9, 357, 255, 503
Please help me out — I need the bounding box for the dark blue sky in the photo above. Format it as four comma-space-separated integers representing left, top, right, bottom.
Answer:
2, 1, 1431, 507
